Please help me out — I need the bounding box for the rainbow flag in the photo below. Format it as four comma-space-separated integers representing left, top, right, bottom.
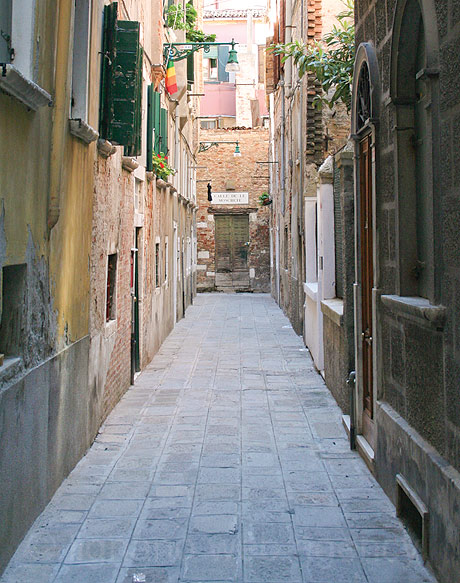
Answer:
165, 60, 178, 95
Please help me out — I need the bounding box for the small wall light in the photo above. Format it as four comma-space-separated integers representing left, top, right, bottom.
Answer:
233, 143, 241, 157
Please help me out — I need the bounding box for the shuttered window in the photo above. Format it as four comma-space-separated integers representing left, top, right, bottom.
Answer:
146, 84, 154, 171
333, 158, 344, 299
258, 45, 265, 84
99, 2, 143, 157
160, 107, 168, 155
217, 46, 229, 82
187, 53, 194, 88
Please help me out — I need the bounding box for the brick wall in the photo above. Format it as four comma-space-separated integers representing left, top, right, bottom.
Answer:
196, 128, 270, 292
91, 152, 134, 421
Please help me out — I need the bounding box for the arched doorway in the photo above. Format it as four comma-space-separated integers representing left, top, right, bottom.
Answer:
351, 43, 380, 453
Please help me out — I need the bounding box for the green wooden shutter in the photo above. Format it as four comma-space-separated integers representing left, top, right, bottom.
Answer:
160, 108, 168, 155
99, 5, 143, 155
99, 2, 118, 139
147, 84, 154, 171
187, 53, 194, 88
217, 46, 229, 82
129, 43, 143, 157
112, 20, 141, 153
152, 91, 161, 154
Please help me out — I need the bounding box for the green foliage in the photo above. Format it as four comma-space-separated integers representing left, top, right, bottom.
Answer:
152, 152, 176, 181
269, 0, 354, 110
165, 2, 216, 43
259, 192, 272, 206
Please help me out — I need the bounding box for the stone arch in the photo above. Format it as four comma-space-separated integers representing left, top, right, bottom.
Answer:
351, 43, 381, 136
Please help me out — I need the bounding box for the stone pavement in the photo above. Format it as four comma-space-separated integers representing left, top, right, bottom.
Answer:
1, 294, 437, 583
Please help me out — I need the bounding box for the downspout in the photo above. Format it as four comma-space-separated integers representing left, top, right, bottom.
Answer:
285, 0, 292, 93
48, 0, 73, 233
299, 0, 305, 281
174, 106, 185, 316
280, 77, 285, 215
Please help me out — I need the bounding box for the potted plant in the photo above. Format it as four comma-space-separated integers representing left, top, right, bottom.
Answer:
259, 192, 272, 206
152, 152, 176, 182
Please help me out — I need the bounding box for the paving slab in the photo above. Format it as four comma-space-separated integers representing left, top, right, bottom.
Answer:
0, 294, 437, 583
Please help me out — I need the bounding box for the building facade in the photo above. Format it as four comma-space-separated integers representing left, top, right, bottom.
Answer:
0, 0, 198, 571
196, 5, 271, 293
196, 128, 270, 292
351, 1, 460, 581
266, 0, 349, 340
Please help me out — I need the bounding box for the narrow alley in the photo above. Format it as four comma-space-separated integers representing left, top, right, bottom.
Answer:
1, 294, 436, 583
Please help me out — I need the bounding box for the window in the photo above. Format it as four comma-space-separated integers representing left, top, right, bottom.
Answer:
284, 225, 289, 269
209, 58, 218, 79
146, 86, 168, 169
187, 52, 194, 88
155, 242, 160, 287
391, 0, 438, 301
200, 119, 217, 129
106, 254, 117, 321
0, 264, 26, 358
71, 0, 90, 122
258, 45, 266, 84
134, 178, 143, 213
69, 0, 98, 141
0, 0, 34, 76
203, 46, 229, 83
0, 0, 51, 109
164, 239, 169, 283
99, 3, 143, 156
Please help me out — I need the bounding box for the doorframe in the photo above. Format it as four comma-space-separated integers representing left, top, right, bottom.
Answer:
214, 212, 251, 290
351, 43, 381, 458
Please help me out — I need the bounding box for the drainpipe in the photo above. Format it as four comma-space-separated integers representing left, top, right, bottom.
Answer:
299, 0, 305, 282
347, 370, 357, 450
285, 0, 292, 93
48, 0, 73, 233
173, 106, 186, 316
280, 77, 286, 215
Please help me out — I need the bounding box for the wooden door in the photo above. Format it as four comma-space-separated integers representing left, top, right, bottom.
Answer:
359, 135, 375, 449
215, 215, 250, 289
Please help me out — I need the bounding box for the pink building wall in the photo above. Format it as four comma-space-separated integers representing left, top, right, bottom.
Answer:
201, 18, 268, 119
201, 84, 237, 116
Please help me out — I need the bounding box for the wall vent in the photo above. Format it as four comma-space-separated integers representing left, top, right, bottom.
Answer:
396, 473, 429, 559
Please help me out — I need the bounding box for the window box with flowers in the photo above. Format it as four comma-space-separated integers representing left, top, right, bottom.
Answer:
259, 192, 272, 206
152, 152, 176, 185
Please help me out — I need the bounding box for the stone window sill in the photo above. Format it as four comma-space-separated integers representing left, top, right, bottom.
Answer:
304, 282, 318, 302
0, 64, 52, 110
104, 319, 117, 338
122, 157, 139, 172
69, 119, 98, 144
321, 298, 344, 327
381, 295, 446, 330
97, 139, 116, 158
